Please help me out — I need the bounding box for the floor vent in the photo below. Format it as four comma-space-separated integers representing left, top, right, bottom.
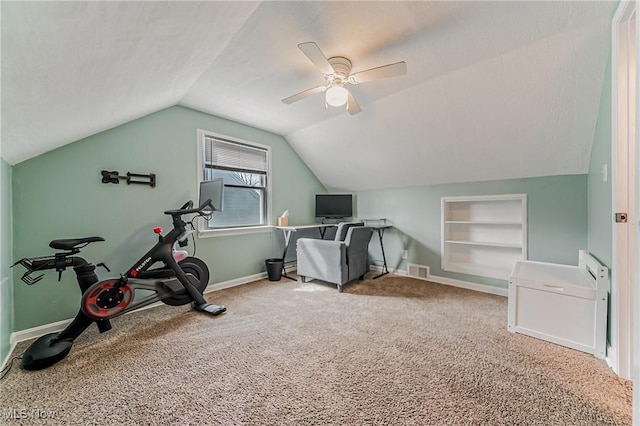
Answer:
407, 263, 430, 280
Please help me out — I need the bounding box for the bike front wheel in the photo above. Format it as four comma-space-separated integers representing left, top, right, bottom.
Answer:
158, 257, 210, 306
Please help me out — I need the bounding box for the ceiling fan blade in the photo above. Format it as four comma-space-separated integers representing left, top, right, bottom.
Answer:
346, 90, 362, 115
298, 42, 335, 75
349, 61, 407, 84
281, 85, 326, 104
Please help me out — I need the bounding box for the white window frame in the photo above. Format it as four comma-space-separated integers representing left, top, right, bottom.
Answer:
196, 129, 273, 238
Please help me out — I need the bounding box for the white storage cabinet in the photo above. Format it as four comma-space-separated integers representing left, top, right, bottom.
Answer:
508, 250, 608, 359
441, 194, 527, 280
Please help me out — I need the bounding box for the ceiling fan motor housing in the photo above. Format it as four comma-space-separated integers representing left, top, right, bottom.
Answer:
327, 57, 352, 84
281, 42, 405, 115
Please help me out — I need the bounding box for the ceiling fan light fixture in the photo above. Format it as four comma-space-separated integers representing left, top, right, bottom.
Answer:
282, 42, 406, 115
325, 85, 348, 107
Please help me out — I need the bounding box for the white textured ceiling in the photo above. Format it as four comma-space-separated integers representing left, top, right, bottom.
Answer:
2, 1, 616, 190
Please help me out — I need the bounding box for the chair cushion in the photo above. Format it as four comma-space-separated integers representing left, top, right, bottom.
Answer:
334, 221, 364, 241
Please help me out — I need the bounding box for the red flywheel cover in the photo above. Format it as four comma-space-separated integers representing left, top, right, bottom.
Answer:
83, 279, 134, 320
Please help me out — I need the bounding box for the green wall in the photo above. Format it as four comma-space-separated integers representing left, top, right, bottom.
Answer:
356, 175, 588, 288
7, 98, 607, 330
1, 158, 13, 364
11, 106, 325, 331
586, 53, 612, 346
587, 54, 612, 268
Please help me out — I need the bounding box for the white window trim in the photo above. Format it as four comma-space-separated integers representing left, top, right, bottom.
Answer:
196, 129, 273, 238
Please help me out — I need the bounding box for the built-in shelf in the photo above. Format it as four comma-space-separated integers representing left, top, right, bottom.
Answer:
444, 240, 523, 249
441, 194, 527, 280
444, 220, 522, 225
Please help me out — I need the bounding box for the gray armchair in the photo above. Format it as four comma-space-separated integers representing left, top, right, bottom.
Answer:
296, 224, 374, 292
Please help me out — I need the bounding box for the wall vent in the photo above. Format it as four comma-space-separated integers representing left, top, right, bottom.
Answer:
407, 263, 430, 280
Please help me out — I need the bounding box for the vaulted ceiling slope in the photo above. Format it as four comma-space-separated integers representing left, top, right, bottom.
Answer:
2, 1, 616, 190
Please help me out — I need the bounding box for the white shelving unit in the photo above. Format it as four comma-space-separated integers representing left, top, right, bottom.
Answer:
441, 194, 527, 280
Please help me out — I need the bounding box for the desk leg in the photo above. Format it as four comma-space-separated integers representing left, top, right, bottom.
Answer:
280, 229, 296, 281
319, 227, 327, 239
373, 228, 389, 279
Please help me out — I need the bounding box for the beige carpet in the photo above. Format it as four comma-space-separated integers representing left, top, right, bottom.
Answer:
1, 275, 632, 425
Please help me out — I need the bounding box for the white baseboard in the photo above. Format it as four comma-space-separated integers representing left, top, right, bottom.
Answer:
204, 270, 269, 293
8, 270, 280, 348
427, 274, 507, 297
10, 318, 74, 347
1, 342, 17, 372
1, 276, 16, 371
605, 343, 616, 372
369, 265, 508, 297
8, 264, 503, 353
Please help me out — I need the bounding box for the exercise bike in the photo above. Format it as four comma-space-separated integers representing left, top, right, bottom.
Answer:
80, 198, 225, 320
13, 181, 226, 370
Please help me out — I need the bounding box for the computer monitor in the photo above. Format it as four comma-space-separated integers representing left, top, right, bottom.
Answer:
315, 194, 353, 219
199, 178, 224, 215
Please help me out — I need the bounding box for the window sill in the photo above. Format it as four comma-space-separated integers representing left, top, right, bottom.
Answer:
198, 225, 275, 238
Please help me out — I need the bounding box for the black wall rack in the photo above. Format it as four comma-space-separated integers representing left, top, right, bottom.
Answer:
101, 170, 156, 188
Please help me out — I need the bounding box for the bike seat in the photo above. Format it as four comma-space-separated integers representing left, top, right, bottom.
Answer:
49, 237, 105, 251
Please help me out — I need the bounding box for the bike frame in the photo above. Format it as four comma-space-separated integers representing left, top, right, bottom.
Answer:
80, 199, 224, 321
114, 209, 208, 307
13, 198, 222, 370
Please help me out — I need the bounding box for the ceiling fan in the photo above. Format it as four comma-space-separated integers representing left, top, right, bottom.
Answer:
281, 42, 407, 115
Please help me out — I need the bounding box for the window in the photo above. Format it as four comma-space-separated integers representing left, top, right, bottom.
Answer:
198, 129, 271, 235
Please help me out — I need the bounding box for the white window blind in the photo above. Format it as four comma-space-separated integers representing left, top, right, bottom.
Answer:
198, 130, 271, 233
204, 136, 268, 173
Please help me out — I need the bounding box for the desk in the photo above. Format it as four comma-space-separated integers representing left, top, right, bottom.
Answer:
275, 224, 336, 280
363, 219, 392, 279
370, 225, 392, 279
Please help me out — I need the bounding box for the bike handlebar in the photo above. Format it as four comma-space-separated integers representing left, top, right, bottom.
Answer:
164, 199, 213, 217
12, 254, 102, 285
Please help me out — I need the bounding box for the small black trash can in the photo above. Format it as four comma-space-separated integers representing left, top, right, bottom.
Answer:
265, 258, 284, 281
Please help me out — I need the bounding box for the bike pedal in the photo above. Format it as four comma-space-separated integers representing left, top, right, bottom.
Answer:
193, 302, 226, 316
159, 279, 183, 293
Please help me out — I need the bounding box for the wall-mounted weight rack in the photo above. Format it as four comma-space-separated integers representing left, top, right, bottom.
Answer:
101, 170, 156, 188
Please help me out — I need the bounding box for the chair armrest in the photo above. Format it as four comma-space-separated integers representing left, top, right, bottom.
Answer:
296, 238, 347, 284
297, 239, 345, 262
